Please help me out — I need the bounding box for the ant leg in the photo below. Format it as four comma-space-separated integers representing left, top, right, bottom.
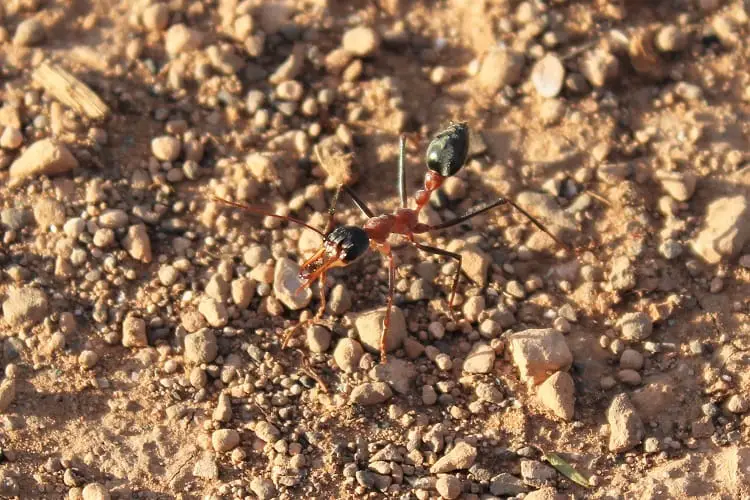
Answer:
397, 134, 407, 208
425, 197, 569, 250
380, 250, 396, 364
412, 242, 462, 319
283, 271, 328, 348
315, 271, 328, 320
343, 185, 375, 218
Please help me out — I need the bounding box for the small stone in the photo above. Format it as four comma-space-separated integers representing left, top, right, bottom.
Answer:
463, 343, 496, 374
231, 278, 255, 308
342, 26, 381, 56
430, 442, 477, 473
81, 483, 110, 500
13, 19, 45, 46
192, 454, 219, 479
122, 224, 152, 263
617, 369, 642, 386
509, 329, 573, 384
78, 350, 99, 369
249, 478, 276, 500
350, 382, 393, 405
370, 358, 416, 394
99, 209, 128, 229
0, 127, 22, 149
655, 170, 697, 201
273, 258, 312, 310
462, 295, 485, 323
520, 460, 557, 486
254, 421, 280, 443
655, 25, 686, 53
607, 393, 644, 452
539, 99, 565, 126
617, 312, 653, 341
537, 371, 575, 421
213, 393, 232, 422
435, 475, 462, 499
276, 80, 304, 101
306, 325, 331, 353
490, 473, 529, 496
142, 3, 170, 32
580, 49, 619, 88
151, 136, 181, 161
198, 297, 228, 328
9, 139, 79, 186
328, 284, 352, 315
355, 306, 407, 353
212, 429, 240, 452
659, 239, 683, 260
422, 385, 438, 405
184, 329, 218, 364
531, 54, 565, 98
122, 315, 148, 348
619, 349, 644, 370
724, 394, 749, 414
0, 379, 16, 412
333, 338, 364, 372
690, 195, 750, 264
475, 382, 503, 403
609, 256, 636, 292
2, 287, 49, 326
477, 47, 525, 95
165, 24, 203, 57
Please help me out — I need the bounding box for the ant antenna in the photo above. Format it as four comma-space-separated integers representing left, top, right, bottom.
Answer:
211, 196, 325, 237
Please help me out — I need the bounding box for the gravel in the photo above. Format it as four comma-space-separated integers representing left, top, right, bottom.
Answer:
184, 329, 218, 364
355, 306, 407, 354
430, 442, 477, 473
9, 139, 78, 186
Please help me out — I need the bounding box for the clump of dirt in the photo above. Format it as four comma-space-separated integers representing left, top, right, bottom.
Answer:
0, 0, 749, 498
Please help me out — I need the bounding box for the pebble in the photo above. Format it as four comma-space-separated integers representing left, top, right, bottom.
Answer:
531, 53, 565, 98
273, 258, 312, 310
99, 209, 128, 229
617, 369, 642, 386
165, 24, 203, 57
2, 287, 49, 326
0, 379, 16, 413
231, 278, 255, 308
422, 385, 438, 405
0, 127, 22, 149
184, 329, 218, 364
655, 25, 687, 53
659, 239, 683, 260
350, 382, 393, 405
13, 19, 45, 46
580, 49, 619, 88
724, 394, 749, 414
490, 473, 529, 496
123, 224, 153, 263
509, 329, 573, 384
435, 475, 462, 499
619, 349, 644, 370
306, 325, 331, 353
342, 26, 380, 57
9, 139, 79, 187
198, 297, 228, 328
333, 338, 364, 372
655, 170, 697, 201
430, 442, 477, 473
254, 421, 280, 443
355, 306, 407, 353
475, 382, 503, 403
276, 80, 304, 101
609, 256, 636, 292
463, 343, 496, 374
690, 195, 750, 264
328, 284, 352, 315
520, 460, 557, 485
462, 295, 485, 323
249, 478, 276, 500
142, 3, 170, 32
81, 483, 110, 500
78, 350, 99, 369
607, 393, 644, 452
212, 429, 240, 452
537, 371, 575, 421
617, 312, 653, 341
370, 358, 416, 394
151, 136, 181, 161
213, 393, 232, 422
477, 47, 525, 95
192, 454, 219, 479
122, 315, 148, 348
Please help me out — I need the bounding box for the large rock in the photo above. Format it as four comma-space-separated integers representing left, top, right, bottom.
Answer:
691, 195, 750, 264
607, 393, 644, 452
2, 287, 49, 326
537, 371, 575, 421
430, 442, 477, 473
9, 139, 78, 186
355, 306, 406, 353
509, 329, 573, 385
273, 258, 312, 310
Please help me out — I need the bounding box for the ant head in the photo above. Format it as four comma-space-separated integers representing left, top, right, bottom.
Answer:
298, 226, 370, 288
426, 122, 470, 177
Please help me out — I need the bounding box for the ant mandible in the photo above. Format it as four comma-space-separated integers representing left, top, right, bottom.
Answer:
214, 122, 568, 363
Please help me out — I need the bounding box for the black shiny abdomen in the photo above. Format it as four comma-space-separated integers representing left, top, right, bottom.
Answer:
326, 226, 370, 262
425, 122, 470, 177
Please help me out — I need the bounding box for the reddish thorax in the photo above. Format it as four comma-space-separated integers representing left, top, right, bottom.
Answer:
363, 171, 445, 244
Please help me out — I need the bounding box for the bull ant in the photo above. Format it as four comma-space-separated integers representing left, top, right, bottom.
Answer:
214, 123, 567, 362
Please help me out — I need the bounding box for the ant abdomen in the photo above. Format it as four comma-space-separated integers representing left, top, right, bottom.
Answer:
425, 122, 470, 178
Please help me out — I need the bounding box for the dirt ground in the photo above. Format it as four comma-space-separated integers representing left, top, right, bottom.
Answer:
0, 0, 749, 499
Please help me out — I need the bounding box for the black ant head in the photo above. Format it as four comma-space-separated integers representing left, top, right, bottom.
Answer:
298, 225, 370, 288
426, 122, 470, 177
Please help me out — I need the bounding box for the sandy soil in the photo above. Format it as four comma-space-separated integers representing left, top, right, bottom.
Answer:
0, 0, 749, 499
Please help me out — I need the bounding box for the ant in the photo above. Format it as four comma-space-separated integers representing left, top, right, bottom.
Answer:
214, 122, 568, 362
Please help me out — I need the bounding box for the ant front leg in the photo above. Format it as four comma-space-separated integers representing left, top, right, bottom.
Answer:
282, 271, 329, 349
412, 242, 462, 320
397, 134, 407, 208
380, 249, 396, 364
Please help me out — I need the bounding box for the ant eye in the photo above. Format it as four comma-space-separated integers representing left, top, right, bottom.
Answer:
426, 122, 470, 177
